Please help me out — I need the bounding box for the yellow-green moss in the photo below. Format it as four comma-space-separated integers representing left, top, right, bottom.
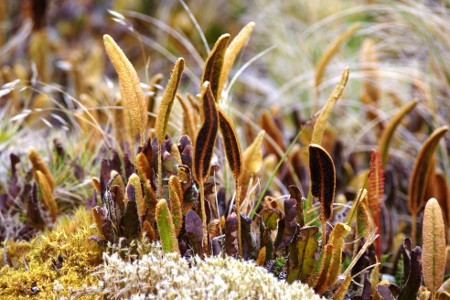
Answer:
0, 207, 103, 299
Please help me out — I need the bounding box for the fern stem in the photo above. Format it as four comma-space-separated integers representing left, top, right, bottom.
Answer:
236, 182, 242, 258
199, 179, 209, 255
158, 146, 162, 199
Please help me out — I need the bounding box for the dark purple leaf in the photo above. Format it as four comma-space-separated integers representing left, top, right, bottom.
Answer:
211, 239, 221, 256
8, 153, 20, 205
203, 181, 219, 197
178, 135, 193, 169
111, 185, 125, 214
101, 221, 116, 243
7, 175, 19, 205
241, 213, 257, 259
89, 234, 107, 245
73, 164, 84, 182
142, 137, 153, 163
288, 185, 305, 227
53, 138, 66, 159
181, 145, 193, 170
185, 210, 205, 259
109, 149, 122, 175
163, 151, 177, 176
105, 185, 124, 228
10, 153, 20, 176
178, 135, 192, 153
120, 184, 141, 240
398, 238, 422, 300
0, 194, 7, 211
17, 224, 35, 241
361, 272, 372, 300
26, 182, 45, 229
123, 154, 135, 181
273, 218, 285, 250
276, 198, 298, 250
225, 212, 238, 257
86, 189, 98, 209
377, 284, 394, 300
151, 137, 160, 168
164, 134, 173, 152
141, 137, 156, 190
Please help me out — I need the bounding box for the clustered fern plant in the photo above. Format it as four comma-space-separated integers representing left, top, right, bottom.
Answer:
2, 1, 450, 299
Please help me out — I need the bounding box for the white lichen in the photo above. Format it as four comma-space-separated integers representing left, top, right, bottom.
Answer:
89, 243, 325, 299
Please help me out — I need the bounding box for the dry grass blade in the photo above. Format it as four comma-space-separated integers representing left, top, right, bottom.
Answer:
309, 143, 336, 244
155, 58, 185, 145
378, 99, 419, 168
218, 22, 255, 97
423, 198, 446, 299
311, 67, 349, 145
103, 34, 148, 146
193, 82, 219, 183
176, 93, 197, 140
408, 126, 448, 243
314, 24, 359, 110
201, 34, 231, 101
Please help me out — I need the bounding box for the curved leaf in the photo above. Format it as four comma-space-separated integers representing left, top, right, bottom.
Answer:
218, 22, 255, 97
218, 107, 242, 180
311, 67, 349, 145
201, 34, 230, 101
193, 82, 219, 183
378, 99, 419, 167
155, 58, 185, 145
309, 144, 336, 225
408, 126, 448, 242
103, 35, 147, 145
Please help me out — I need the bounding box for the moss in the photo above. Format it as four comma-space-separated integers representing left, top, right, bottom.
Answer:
0, 207, 103, 299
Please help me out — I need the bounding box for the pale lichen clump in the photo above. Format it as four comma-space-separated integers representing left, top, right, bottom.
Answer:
0, 207, 103, 299
96, 243, 324, 299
